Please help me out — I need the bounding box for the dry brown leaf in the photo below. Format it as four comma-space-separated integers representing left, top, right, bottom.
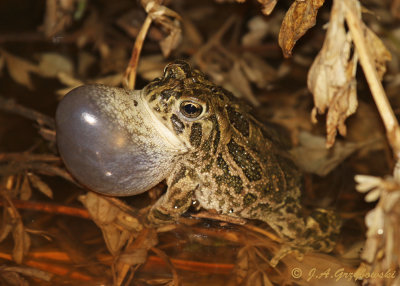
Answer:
36, 53, 74, 78
159, 19, 182, 57
137, 55, 166, 81
56, 72, 84, 98
290, 131, 361, 176
258, 0, 277, 15
363, 25, 392, 80
0, 50, 77, 90
308, 0, 392, 148
232, 0, 277, 15
57, 72, 123, 98
2, 266, 53, 282
242, 16, 269, 46
81, 192, 120, 224
279, 0, 325, 57
228, 61, 260, 107
19, 175, 32, 201
42, 0, 78, 37
0, 269, 29, 286
75, 11, 108, 55
12, 222, 31, 264
307, 0, 358, 148
102, 224, 131, 255
80, 193, 130, 254
79, 192, 143, 255
0, 199, 31, 264
119, 248, 148, 265
91, 73, 124, 87
0, 50, 39, 90
0, 206, 13, 243
77, 51, 96, 77
145, 1, 183, 57
27, 173, 53, 199
231, 247, 249, 285
240, 53, 277, 89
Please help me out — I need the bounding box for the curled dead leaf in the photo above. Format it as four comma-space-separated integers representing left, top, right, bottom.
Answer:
79, 192, 143, 255
290, 131, 362, 176
42, 0, 88, 38
144, 1, 183, 57
27, 173, 53, 199
1, 266, 53, 282
37, 53, 74, 78
279, 0, 325, 57
242, 16, 269, 46
19, 175, 32, 201
228, 60, 260, 107
119, 248, 148, 265
12, 222, 31, 264
258, 0, 277, 15
0, 206, 13, 243
363, 25, 392, 80
0, 195, 31, 264
0, 50, 39, 90
159, 19, 182, 57
307, 0, 358, 148
308, 0, 392, 148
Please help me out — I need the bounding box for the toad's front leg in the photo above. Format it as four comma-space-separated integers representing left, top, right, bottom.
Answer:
147, 165, 199, 225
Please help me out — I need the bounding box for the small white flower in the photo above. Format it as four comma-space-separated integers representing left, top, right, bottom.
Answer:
355, 175, 381, 193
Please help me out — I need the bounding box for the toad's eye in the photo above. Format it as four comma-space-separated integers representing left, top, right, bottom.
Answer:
180, 101, 203, 118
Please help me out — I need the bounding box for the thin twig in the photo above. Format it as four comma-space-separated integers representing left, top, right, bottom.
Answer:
0, 198, 90, 219
0, 96, 55, 129
0, 153, 60, 163
123, 15, 153, 90
0, 161, 75, 183
151, 247, 180, 285
345, 1, 400, 159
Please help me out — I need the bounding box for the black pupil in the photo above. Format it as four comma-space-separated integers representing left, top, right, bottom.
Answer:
184, 103, 198, 114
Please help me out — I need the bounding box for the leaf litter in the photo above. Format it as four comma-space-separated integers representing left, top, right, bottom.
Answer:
0, 0, 399, 285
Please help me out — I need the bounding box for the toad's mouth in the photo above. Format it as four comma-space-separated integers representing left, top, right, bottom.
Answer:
56, 84, 185, 196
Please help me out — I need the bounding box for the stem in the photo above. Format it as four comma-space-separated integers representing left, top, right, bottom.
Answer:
123, 15, 153, 90
345, 1, 400, 159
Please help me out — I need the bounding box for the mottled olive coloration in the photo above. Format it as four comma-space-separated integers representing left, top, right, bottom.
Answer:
56, 60, 341, 262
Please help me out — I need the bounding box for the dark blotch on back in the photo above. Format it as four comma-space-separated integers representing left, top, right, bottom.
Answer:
190, 123, 202, 147
216, 154, 230, 174
243, 193, 257, 207
210, 115, 220, 154
192, 88, 205, 96
161, 89, 181, 101
144, 79, 161, 94
149, 93, 157, 102
171, 166, 186, 186
171, 114, 184, 134
216, 154, 243, 194
227, 139, 262, 182
227, 106, 249, 137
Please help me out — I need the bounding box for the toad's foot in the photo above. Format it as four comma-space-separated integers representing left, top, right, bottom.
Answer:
270, 209, 341, 266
